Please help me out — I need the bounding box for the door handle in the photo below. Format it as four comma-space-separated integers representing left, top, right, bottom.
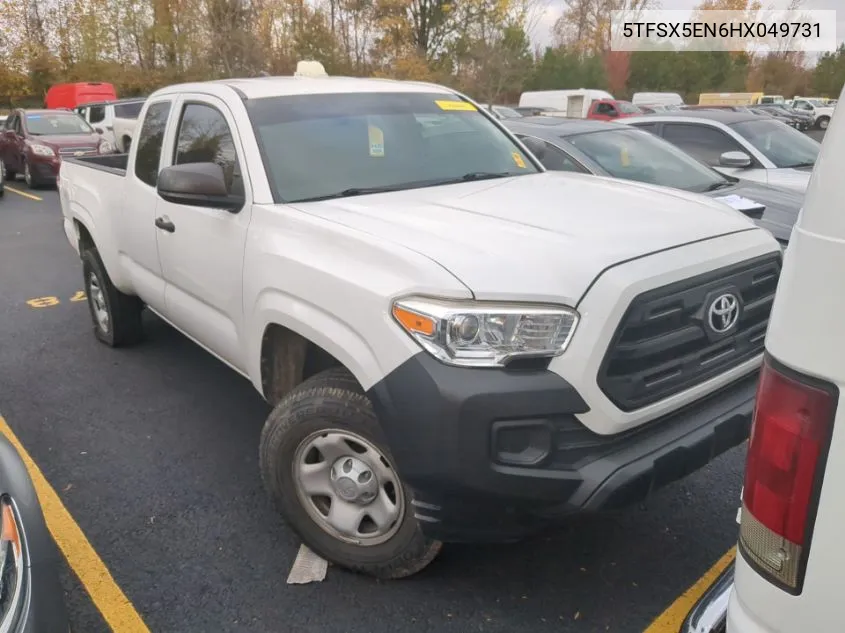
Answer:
154, 216, 175, 233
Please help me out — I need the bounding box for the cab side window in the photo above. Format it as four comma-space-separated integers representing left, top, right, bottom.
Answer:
514, 136, 586, 173
4, 114, 16, 131
134, 101, 172, 187
172, 103, 243, 196
89, 105, 106, 124
661, 123, 746, 167
596, 102, 617, 116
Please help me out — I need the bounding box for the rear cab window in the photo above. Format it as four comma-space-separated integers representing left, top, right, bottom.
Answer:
134, 101, 172, 187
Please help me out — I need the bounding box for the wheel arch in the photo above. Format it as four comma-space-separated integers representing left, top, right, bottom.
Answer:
252, 291, 393, 406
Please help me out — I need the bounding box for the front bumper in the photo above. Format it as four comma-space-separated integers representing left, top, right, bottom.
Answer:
367, 352, 757, 542
27, 155, 60, 183
681, 562, 734, 633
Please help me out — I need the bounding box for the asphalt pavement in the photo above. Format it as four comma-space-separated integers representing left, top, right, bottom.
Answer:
0, 155, 811, 633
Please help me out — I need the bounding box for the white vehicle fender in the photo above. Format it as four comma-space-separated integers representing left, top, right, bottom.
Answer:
248, 290, 388, 393
63, 182, 130, 291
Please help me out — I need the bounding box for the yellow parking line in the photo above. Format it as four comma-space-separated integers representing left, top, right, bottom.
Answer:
5, 186, 43, 201
0, 415, 150, 632
643, 546, 736, 632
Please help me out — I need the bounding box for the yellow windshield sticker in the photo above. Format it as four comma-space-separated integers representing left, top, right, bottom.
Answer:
435, 100, 477, 112
368, 124, 385, 157
512, 152, 526, 168
620, 145, 630, 167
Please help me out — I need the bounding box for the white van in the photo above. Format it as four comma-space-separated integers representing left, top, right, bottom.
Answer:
518, 89, 613, 118
682, 82, 845, 633
631, 92, 684, 108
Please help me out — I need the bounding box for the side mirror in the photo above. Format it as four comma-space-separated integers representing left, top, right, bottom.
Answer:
719, 151, 752, 168
3, 129, 15, 138
520, 136, 546, 160
95, 127, 104, 135
157, 162, 244, 212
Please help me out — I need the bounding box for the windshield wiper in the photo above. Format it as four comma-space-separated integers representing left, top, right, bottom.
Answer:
458, 171, 514, 182
785, 161, 815, 168
289, 172, 517, 203
704, 181, 734, 191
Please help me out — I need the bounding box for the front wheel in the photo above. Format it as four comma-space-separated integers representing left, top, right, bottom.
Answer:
259, 367, 442, 579
23, 161, 38, 189
817, 116, 830, 130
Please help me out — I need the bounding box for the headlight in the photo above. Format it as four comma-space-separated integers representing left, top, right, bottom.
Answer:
98, 140, 113, 154
391, 297, 579, 367
0, 497, 25, 631
29, 144, 55, 157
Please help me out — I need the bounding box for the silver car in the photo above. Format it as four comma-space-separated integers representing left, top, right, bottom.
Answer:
617, 110, 821, 193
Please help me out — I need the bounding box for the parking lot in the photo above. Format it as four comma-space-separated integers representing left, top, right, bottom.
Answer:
0, 130, 825, 633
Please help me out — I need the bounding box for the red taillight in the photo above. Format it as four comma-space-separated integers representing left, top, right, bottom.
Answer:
739, 356, 838, 592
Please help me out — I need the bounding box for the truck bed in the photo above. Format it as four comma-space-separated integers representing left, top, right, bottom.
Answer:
63, 153, 128, 176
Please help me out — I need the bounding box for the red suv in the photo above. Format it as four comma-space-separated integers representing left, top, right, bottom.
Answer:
0, 109, 112, 189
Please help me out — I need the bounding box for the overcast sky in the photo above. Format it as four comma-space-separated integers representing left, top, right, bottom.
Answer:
528, 0, 844, 50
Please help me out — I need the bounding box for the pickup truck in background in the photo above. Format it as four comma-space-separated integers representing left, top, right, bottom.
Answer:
789, 97, 835, 130
75, 98, 146, 151
59, 64, 782, 580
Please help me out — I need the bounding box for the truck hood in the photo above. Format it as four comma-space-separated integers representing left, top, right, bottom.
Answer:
291, 171, 760, 305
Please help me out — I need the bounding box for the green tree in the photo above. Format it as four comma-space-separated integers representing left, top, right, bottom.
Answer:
813, 44, 845, 98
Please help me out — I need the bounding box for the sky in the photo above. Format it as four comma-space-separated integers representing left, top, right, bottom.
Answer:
528, 0, 844, 50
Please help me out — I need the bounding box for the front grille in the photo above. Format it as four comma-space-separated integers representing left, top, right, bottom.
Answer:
598, 253, 781, 412
58, 146, 97, 157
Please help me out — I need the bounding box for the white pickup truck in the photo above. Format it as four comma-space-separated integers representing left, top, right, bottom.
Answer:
58, 64, 782, 579
75, 98, 145, 152
790, 97, 835, 130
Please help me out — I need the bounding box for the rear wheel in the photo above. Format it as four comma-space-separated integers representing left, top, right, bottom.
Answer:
122, 137, 131, 153
259, 367, 442, 579
817, 116, 830, 130
81, 247, 144, 347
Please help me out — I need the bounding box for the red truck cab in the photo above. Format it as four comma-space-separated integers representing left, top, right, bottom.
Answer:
587, 100, 642, 121
45, 83, 118, 110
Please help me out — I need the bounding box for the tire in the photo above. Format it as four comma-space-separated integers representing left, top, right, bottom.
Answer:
23, 160, 39, 190
81, 247, 144, 347
259, 367, 442, 579
123, 137, 131, 153
817, 116, 829, 130
4, 163, 16, 181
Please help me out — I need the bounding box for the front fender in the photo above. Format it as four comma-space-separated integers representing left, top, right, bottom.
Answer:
248, 288, 419, 393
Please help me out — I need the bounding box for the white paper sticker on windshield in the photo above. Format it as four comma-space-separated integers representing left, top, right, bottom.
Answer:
368, 124, 384, 157
714, 194, 765, 212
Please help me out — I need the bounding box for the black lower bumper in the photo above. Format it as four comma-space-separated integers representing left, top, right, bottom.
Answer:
368, 353, 757, 542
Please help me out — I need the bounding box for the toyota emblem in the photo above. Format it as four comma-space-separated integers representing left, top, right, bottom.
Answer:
707, 293, 740, 334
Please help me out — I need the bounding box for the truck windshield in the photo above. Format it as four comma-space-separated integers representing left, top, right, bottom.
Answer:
729, 118, 820, 168
245, 92, 539, 203
25, 113, 94, 136
566, 127, 728, 193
